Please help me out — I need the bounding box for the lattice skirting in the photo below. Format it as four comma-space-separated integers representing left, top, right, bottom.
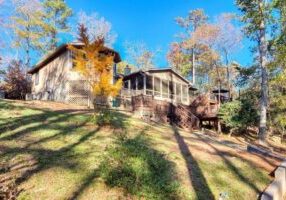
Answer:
68, 80, 90, 106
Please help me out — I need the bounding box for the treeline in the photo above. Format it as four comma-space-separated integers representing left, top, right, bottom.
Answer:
168, 1, 286, 144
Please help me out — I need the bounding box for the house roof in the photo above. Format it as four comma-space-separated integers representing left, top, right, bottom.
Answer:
122, 68, 197, 90
28, 42, 121, 74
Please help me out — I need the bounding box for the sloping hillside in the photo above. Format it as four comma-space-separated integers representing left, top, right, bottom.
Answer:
0, 100, 278, 200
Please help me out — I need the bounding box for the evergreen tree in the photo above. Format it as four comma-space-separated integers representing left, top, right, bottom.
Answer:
11, 0, 47, 71
43, 0, 72, 51
173, 9, 208, 84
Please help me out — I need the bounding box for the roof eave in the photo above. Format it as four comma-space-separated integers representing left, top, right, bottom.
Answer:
28, 43, 122, 74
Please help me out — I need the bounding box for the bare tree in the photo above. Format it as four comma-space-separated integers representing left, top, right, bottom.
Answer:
124, 41, 160, 70
73, 11, 117, 47
215, 13, 242, 97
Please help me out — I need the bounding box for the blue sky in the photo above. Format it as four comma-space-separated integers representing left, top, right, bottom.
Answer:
68, 0, 251, 67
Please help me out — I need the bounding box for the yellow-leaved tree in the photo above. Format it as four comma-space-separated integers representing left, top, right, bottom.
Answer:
68, 24, 122, 111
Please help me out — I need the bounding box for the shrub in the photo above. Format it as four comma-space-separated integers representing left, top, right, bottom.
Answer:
99, 135, 179, 199
1, 60, 31, 99
218, 99, 259, 135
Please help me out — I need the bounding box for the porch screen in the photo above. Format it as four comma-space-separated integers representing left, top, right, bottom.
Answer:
154, 77, 161, 96
162, 79, 168, 98
146, 75, 153, 95
176, 83, 181, 102
131, 78, 136, 90
137, 75, 144, 90
169, 81, 176, 99
146, 75, 152, 89
182, 84, 188, 102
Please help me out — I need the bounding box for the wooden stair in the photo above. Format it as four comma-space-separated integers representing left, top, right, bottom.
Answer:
173, 104, 200, 130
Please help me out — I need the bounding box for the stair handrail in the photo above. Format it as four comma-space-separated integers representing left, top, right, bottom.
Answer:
177, 104, 200, 121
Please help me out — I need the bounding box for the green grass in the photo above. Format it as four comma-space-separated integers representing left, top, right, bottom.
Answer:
0, 99, 273, 200
99, 135, 179, 199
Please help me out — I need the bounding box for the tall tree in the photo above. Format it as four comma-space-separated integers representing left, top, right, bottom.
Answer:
215, 13, 242, 98
174, 9, 208, 84
236, 0, 271, 143
43, 0, 72, 51
269, 0, 286, 142
11, 0, 46, 71
74, 11, 117, 48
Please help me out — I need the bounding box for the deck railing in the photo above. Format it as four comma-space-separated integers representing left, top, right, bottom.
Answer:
120, 88, 190, 105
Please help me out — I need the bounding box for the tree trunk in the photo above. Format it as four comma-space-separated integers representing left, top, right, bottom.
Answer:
192, 48, 195, 85
281, 127, 285, 144
24, 25, 31, 77
258, 0, 268, 143
215, 62, 222, 106
224, 48, 231, 100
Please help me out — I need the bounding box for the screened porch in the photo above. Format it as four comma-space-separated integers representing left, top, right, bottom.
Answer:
121, 72, 192, 105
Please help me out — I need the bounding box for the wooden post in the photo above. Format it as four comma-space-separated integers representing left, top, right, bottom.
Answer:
160, 78, 163, 98
168, 81, 170, 99
143, 74, 146, 95
152, 75, 155, 96
180, 84, 183, 103
187, 85, 190, 105
128, 80, 131, 96
135, 77, 138, 95
173, 82, 177, 102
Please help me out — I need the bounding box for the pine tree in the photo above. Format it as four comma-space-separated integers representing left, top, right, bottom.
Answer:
236, 0, 271, 143
11, 0, 47, 71
43, 0, 72, 51
175, 9, 208, 84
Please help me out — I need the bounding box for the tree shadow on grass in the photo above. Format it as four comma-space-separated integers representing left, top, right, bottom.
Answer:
195, 134, 262, 194
171, 125, 215, 200
88, 131, 180, 200
0, 127, 100, 185
0, 101, 134, 199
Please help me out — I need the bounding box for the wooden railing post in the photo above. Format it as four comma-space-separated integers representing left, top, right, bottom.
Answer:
143, 74, 146, 95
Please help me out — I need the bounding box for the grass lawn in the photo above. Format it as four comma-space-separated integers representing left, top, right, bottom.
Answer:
0, 99, 278, 200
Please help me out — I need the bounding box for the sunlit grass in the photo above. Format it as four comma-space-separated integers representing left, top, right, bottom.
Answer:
0, 99, 272, 200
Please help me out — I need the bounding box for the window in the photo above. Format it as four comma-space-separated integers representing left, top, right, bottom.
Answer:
35, 72, 39, 85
